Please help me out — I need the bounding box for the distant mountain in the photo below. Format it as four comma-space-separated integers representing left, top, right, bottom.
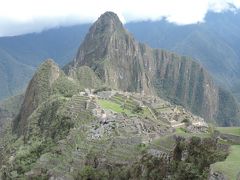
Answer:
1, 10, 240, 102
0, 24, 90, 100
0, 48, 34, 99
0, 94, 23, 135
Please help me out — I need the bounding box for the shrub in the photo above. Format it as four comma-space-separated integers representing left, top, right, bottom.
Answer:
132, 105, 143, 114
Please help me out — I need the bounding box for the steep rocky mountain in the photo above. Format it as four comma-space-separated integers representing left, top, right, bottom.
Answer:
66, 12, 240, 126
0, 12, 239, 179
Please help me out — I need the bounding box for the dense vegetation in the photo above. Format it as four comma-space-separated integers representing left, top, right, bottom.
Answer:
130, 136, 228, 180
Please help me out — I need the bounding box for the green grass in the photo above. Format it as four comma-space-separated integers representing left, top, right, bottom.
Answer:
174, 128, 210, 138
110, 95, 138, 111
151, 129, 210, 152
216, 127, 240, 136
151, 135, 176, 151
97, 99, 133, 115
211, 145, 240, 180
142, 108, 154, 119
174, 128, 194, 137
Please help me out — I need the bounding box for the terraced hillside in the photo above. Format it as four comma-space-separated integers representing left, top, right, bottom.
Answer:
0, 87, 219, 179
0, 60, 212, 178
0, 59, 232, 179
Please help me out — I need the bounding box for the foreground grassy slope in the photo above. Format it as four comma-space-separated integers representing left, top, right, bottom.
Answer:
211, 145, 240, 179
211, 127, 240, 179
216, 127, 240, 136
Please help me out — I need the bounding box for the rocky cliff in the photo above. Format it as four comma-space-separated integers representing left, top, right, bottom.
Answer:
65, 11, 239, 126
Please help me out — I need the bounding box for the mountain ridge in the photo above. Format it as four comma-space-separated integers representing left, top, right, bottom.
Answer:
126, 11, 240, 94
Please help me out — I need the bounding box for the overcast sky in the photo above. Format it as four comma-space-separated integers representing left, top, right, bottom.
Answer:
0, 0, 239, 37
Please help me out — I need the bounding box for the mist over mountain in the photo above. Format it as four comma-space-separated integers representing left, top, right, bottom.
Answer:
1, 0, 240, 37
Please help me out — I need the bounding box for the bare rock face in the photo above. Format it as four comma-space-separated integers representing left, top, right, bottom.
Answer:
67, 11, 239, 125
13, 59, 60, 135
152, 50, 220, 122
67, 12, 153, 94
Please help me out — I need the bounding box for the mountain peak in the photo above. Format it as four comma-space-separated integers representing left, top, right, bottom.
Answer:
99, 11, 120, 21
91, 11, 124, 35
69, 11, 129, 69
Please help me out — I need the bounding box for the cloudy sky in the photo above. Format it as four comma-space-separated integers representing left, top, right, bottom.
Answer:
0, 0, 240, 37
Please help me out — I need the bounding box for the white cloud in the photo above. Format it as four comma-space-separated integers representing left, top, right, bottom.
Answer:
0, 0, 239, 37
